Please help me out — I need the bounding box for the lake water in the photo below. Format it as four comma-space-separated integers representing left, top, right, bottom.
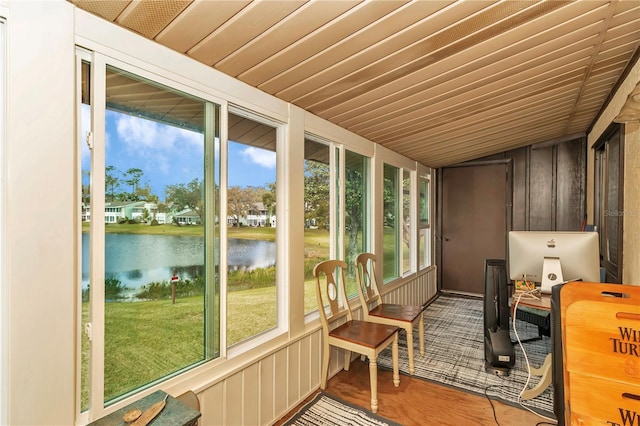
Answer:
81, 233, 276, 293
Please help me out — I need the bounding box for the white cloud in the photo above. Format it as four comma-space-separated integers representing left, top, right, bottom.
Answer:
240, 146, 276, 168
115, 114, 203, 153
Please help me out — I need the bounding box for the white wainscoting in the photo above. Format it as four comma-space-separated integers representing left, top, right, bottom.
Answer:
196, 266, 437, 425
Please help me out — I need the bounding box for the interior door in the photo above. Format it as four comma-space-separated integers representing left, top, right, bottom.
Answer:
439, 162, 511, 294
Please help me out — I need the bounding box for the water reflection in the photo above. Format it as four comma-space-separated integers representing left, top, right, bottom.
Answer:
81, 233, 276, 294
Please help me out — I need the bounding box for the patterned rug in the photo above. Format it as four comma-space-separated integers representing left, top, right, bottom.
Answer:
284, 392, 402, 426
377, 295, 554, 416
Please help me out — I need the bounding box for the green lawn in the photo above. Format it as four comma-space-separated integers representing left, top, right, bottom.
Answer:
83, 284, 282, 408
87, 222, 279, 241
82, 225, 329, 408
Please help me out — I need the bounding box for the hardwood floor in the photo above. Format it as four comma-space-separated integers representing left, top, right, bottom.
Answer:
275, 359, 556, 426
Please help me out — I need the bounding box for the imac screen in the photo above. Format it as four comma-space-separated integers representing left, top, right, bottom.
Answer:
508, 231, 600, 293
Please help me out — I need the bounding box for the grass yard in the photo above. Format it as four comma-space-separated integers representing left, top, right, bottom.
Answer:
81, 225, 334, 407
82, 284, 281, 408
87, 222, 279, 241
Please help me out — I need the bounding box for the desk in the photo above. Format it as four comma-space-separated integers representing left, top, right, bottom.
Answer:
517, 293, 550, 311
88, 390, 200, 426
512, 293, 552, 400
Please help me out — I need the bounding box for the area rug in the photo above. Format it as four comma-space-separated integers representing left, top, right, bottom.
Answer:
284, 392, 402, 426
377, 295, 553, 416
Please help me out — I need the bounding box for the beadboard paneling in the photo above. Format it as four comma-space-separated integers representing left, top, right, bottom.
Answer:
194, 266, 436, 425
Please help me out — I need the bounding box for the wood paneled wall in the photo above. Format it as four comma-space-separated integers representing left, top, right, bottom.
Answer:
194, 266, 437, 425
482, 138, 587, 232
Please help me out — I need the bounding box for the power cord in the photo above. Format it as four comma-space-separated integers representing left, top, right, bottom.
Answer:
484, 381, 503, 426
512, 290, 558, 425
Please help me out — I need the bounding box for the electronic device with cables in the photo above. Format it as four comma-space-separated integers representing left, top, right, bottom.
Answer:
483, 259, 515, 376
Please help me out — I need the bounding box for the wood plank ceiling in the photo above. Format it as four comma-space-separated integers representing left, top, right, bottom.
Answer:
70, 0, 640, 168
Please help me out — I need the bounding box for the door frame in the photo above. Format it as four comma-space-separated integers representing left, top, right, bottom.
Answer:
593, 123, 624, 283
436, 159, 513, 294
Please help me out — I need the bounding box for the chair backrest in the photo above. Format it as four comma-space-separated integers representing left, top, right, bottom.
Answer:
314, 259, 352, 332
355, 253, 383, 312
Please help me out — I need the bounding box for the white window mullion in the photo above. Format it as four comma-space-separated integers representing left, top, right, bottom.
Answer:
89, 53, 106, 420
336, 145, 345, 261
410, 169, 418, 273
205, 101, 221, 358
329, 145, 338, 260
218, 103, 228, 356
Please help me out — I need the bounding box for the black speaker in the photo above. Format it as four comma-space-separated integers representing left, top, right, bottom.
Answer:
484, 259, 516, 376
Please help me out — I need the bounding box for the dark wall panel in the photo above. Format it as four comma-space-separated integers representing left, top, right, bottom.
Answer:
528, 146, 554, 230
476, 138, 587, 232
509, 148, 528, 231
556, 139, 586, 231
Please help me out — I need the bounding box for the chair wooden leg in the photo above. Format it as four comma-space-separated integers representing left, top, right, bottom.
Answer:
406, 326, 415, 375
368, 355, 379, 413
418, 315, 425, 357
392, 333, 400, 387
343, 350, 352, 371
321, 343, 330, 389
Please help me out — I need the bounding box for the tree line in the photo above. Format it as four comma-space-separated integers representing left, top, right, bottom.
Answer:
83, 161, 400, 231
84, 166, 278, 225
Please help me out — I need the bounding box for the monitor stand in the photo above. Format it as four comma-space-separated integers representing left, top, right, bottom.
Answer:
540, 257, 563, 294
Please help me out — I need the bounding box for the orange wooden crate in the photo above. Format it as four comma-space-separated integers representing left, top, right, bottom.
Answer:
565, 299, 640, 384
568, 372, 640, 425
560, 282, 640, 425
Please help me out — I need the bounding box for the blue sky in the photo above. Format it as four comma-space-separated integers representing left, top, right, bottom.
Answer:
82, 106, 276, 201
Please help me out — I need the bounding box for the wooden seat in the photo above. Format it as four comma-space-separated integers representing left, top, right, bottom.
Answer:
355, 253, 425, 375
314, 259, 400, 413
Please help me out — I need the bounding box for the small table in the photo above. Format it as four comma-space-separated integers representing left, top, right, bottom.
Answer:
517, 293, 550, 311
88, 390, 200, 426
512, 293, 552, 400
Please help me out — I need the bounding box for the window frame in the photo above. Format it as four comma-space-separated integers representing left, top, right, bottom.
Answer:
302, 133, 335, 319
380, 161, 417, 283
340, 147, 372, 299
77, 49, 226, 421
225, 105, 287, 355
418, 170, 433, 270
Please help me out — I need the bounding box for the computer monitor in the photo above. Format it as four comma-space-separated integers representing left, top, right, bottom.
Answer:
508, 231, 600, 293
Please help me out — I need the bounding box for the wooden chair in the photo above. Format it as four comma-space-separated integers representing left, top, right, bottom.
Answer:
314, 259, 400, 413
355, 252, 425, 375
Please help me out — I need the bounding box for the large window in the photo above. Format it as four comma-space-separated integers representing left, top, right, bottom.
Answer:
418, 174, 432, 269
402, 169, 412, 275
383, 164, 400, 281
226, 110, 279, 345
79, 54, 219, 414
76, 42, 429, 422
303, 136, 331, 314
343, 150, 370, 297
383, 164, 416, 280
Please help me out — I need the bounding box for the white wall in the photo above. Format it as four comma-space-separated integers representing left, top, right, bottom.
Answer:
5, 1, 76, 423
